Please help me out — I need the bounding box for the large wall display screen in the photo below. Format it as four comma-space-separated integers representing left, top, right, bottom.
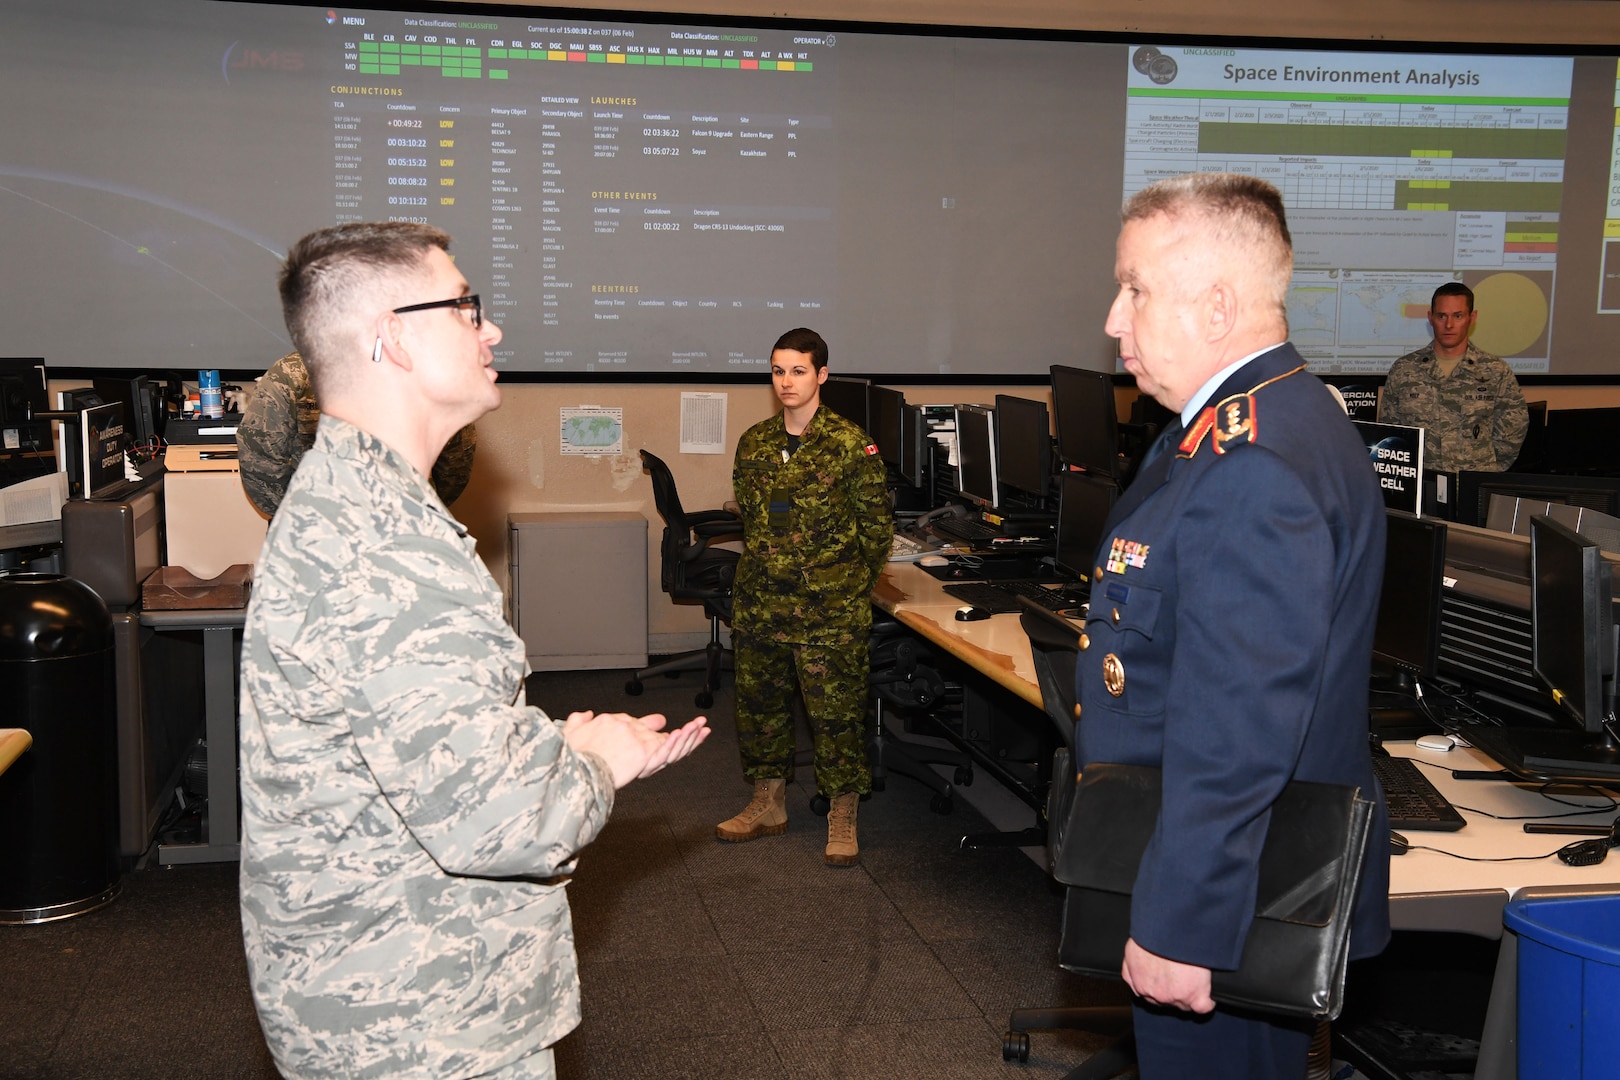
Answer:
3, 3, 1620, 377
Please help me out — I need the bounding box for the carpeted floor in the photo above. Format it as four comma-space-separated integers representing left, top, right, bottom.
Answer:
0, 666, 1127, 1079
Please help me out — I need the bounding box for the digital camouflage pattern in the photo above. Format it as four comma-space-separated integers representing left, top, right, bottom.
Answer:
1378, 340, 1528, 472
730, 406, 890, 795
731, 407, 892, 643
239, 415, 615, 1079
733, 634, 872, 795
237, 352, 478, 516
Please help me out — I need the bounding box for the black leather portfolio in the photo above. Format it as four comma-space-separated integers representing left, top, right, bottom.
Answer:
1051, 762, 1374, 1021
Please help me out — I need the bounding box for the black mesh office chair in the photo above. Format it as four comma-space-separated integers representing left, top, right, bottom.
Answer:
867, 616, 970, 814
1001, 595, 1136, 1079
625, 449, 743, 709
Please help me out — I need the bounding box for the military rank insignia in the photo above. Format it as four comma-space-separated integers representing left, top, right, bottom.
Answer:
1106, 537, 1150, 575
1178, 392, 1257, 458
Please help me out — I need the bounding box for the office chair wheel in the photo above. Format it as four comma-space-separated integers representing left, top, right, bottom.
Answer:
953, 765, 974, 786
695, 691, 713, 708
809, 793, 830, 816
930, 793, 953, 815
624, 678, 644, 696
1002, 1031, 1030, 1062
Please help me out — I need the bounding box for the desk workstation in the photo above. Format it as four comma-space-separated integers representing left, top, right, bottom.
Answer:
874, 551, 1620, 1079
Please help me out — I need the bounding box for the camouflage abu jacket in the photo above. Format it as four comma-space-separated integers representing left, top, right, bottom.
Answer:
732, 406, 892, 644
239, 416, 615, 1079
1378, 341, 1528, 472
238, 351, 477, 516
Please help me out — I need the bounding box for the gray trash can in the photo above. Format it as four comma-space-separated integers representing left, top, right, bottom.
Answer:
0, 573, 121, 923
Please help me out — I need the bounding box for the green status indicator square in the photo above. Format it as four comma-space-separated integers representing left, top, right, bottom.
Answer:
490, 69, 509, 79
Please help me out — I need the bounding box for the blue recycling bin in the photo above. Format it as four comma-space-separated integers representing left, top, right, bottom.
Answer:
1504, 893, 1620, 1079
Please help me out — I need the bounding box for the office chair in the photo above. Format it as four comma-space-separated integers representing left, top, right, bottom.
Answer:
867, 616, 970, 814
624, 449, 742, 709
1001, 596, 1136, 1080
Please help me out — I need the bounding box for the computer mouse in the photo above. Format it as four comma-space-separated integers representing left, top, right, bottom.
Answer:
918, 555, 950, 568
1415, 733, 1457, 752
955, 605, 992, 622
1390, 830, 1409, 856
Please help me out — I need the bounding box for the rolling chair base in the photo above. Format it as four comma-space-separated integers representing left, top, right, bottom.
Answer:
625, 619, 732, 707
1004, 1007, 1135, 1079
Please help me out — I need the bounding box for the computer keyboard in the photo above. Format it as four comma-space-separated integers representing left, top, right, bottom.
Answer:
1371, 752, 1466, 832
888, 532, 939, 562
930, 515, 1002, 544
943, 579, 1087, 615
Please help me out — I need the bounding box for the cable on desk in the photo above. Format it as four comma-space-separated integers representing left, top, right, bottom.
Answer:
1403, 844, 1571, 862
1405, 758, 1618, 821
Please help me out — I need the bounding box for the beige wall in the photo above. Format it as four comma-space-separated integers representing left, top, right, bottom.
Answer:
456, 378, 1044, 651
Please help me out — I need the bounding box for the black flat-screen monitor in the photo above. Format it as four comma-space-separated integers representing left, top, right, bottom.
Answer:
1531, 514, 1616, 736
1456, 471, 1620, 530
994, 394, 1052, 500
92, 375, 161, 449
1542, 407, 1620, 475
897, 403, 927, 490
954, 404, 998, 511
1372, 510, 1448, 685
0, 358, 48, 426
870, 384, 905, 468
1468, 514, 1620, 779
1051, 365, 1119, 478
1053, 471, 1118, 584
819, 376, 871, 436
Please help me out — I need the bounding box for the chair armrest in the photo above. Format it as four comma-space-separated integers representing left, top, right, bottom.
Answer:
690, 510, 743, 537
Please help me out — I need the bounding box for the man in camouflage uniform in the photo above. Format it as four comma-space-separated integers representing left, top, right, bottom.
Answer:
237, 350, 478, 517
716, 327, 892, 866
1378, 282, 1528, 472
239, 221, 708, 1080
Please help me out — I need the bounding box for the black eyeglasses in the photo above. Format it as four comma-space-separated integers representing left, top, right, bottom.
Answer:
392, 294, 482, 329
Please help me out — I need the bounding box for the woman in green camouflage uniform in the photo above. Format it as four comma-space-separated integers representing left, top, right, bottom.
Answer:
716, 328, 893, 866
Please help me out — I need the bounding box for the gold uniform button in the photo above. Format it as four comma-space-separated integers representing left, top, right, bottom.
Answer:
1103, 653, 1126, 697
1072, 703, 1082, 721
1111, 607, 1121, 626
1095, 566, 1104, 581
1078, 632, 1090, 651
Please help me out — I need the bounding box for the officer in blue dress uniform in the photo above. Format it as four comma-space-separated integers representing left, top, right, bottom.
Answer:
1076, 173, 1391, 1079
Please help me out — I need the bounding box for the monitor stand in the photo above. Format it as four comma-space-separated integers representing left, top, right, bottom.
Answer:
1467, 725, 1620, 783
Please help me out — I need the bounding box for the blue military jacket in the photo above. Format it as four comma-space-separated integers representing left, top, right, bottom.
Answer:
1075, 344, 1392, 972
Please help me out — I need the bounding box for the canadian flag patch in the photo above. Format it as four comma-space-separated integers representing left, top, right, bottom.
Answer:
864, 443, 879, 456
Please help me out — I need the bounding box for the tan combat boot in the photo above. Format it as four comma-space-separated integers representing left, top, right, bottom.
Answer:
715, 779, 788, 842
824, 792, 860, 866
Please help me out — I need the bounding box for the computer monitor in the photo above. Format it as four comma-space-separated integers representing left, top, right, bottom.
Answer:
1371, 510, 1447, 689
896, 403, 927, 489
92, 375, 162, 449
1542, 406, 1620, 474
1468, 515, 1620, 779
0, 358, 48, 425
994, 394, 1052, 500
819, 376, 871, 435
1456, 471, 1620, 530
1531, 514, 1617, 738
953, 404, 999, 511
870, 384, 906, 468
1052, 471, 1118, 584
1050, 364, 1119, 478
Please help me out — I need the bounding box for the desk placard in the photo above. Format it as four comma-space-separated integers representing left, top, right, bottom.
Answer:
1352, 420, 1425, 516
